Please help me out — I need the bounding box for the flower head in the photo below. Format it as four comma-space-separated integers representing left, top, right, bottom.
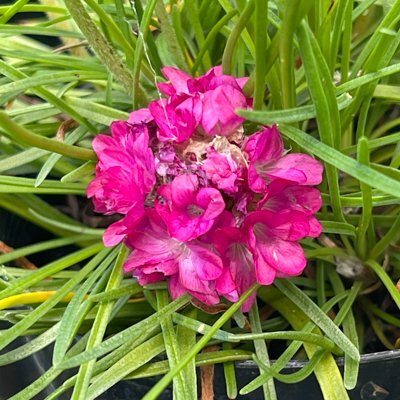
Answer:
88, 66, 324, 311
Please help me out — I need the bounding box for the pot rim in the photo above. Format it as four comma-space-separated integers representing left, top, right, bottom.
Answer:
236, 349, 400, 370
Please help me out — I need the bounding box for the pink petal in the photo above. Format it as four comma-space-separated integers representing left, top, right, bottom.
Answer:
126, 214, 181, 257
201, 85, 246, 136
236, 77, 248, 89
128, 108, 153, 124
244, 126, 283, 162
157, 82, 176, 96
168, 274, 188, 299
308, 216, 323, 238
248, 164, 268, 193
202, 150, 239, 193
256, 236, 307, 277
215, 264, 239, 302
268, 154, 323, 185
246, 210, 313, 242
185, 243, 223, 280
135, 270, 165, 285
124, 249, 177, 272
196, 188, 226, 221
247, 227, 277, 285
176, 245, 222, 301
215, 227, 257, 311
149, 96, 200, 143
199, 211, 235, 244
103, 206, 145, 247
259, 183, 322, 215
170, 174, 198, 207
156, 175, 225, 242
161, 66, 191, 94
169, 274, 220, 305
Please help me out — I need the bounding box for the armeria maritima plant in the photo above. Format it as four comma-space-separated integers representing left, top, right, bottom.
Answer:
1, 2, 400, 399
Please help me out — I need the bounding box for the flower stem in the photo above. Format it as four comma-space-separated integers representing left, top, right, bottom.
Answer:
222, 0, 255, 75
0, 112, 96, 161
63, 0, 134, 96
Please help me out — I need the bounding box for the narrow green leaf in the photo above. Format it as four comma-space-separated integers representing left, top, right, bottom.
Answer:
9, 334, 91, 400
0, 60, 96, 133
369, 214, 400, 259
35, 126, 88, 187
64, 0, 134, 95
0, 24, 83, 38
61, 161, 95, 183
243, 288, 351, 397
253, 0, 268, 110
88, 282, 142, 303
71, 246, 128, 400
142, 285, 259, 400
275, 124, 400, 198
192, 10, 239, 74
321, 221, 356, 236
0, 148, 49, 173
56, 294, 190, 369
65, 96, 129, 125
156, 290, 188, 400
86, 334, 165, 400
249, 302, 277, 399
366, 259, 400, 310
326, 269, 362, 390
176, 309, 197, 400
222, 0, 255, 74
253, 350, 327, 384
274, 279, 359, 361
0, 71, 106, 95
297, 22, 344, 221
0, 234, 94, 265
337, 63, 400, 95
53, 247, 116, 364
0, 322, 60, 366
0, 245, 106, 352
0, 243, 103, 301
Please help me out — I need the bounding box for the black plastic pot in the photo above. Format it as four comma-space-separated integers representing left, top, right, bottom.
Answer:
97, 351, 400, 400
1, 333, 400, 400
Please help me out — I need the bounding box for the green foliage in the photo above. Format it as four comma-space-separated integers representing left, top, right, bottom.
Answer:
0, 1, 400, 399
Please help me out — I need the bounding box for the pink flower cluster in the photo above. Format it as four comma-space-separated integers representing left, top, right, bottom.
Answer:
88, 66, 323, 311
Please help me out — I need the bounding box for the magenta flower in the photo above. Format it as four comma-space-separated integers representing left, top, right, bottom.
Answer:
149, 94, 202, 143
128, 108, 153, 124
215, 227, 256, 312
202, 148, 240, 194
124, 210, 223, 305
102, 206, 145, 247
258, 181, 322, 238
158, 66, 248, 136
157, 67, 191, 96
245, 126, 323, 192
155, 174, 225, 241
200, 84, 247, 136
245, 210, 321, 284
87, 121, 155, 215
159, 65, 246, 97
